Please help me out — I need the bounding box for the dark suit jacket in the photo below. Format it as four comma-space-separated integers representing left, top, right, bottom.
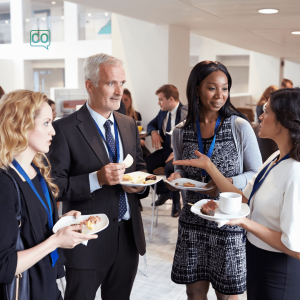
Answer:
47, 104, 148, 270
147, 102, 183, 148
0, 168, 65, 300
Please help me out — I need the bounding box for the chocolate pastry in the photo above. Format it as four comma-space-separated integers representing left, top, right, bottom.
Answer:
201, 200, 218, 216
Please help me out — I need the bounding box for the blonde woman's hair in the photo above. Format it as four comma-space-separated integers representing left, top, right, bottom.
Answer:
0, 90, 59, 198
257, 85, 278, 107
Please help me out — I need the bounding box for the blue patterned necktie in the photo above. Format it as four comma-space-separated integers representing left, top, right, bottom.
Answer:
103, 120, 127, 220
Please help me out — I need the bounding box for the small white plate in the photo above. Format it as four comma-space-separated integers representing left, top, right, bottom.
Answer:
139, 131, 147, 135
165, 178, 213, 192
121, 171, 162, 187
53, 214, 109, 235
191, 199, 250, 221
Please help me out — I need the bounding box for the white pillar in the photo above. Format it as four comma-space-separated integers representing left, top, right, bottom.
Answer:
248, 51, 280, 103
64, 1, 79, 88
65, 57, 79, 88
10, 0, 24, 44
168, 25, 190, 104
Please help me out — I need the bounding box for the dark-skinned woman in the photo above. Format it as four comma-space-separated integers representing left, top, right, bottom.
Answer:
174, 88, 300, 299
168, 61, 262, 300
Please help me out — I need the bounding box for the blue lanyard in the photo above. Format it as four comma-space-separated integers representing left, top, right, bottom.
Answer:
247, 153, 290, 206
12, 159, 59, 267
243, 153, 290, 241
196, 115, 222, 180
93, 117, 120, 163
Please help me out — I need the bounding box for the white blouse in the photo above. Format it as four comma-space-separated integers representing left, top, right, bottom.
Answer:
243, 150, 300, 252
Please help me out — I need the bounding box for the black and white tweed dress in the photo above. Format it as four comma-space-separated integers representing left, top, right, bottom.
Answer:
171, 117, 246, 295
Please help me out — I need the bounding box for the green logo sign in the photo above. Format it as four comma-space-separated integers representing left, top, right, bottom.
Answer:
30, 30, 51, 50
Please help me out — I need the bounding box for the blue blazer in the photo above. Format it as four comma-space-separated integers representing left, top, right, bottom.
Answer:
147, 102, 183, 149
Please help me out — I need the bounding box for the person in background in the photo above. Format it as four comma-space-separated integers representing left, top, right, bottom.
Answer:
281, 78, 293, 89
174, 87, 300, 300
47, 99, 57, 121
145, 84, 184, 217
122, 88, 150, 159
48, 53, 149, 300
255, 85, 278, 162
0, 86, 4, 99
169, 61, 261, 300
0, 90, 96, 300
256, 85, 278, 120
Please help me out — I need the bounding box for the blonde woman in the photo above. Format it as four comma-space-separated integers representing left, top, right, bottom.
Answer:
0, 90, 97, 300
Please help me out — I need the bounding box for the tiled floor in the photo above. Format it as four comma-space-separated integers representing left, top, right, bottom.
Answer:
58, 197, 247, 300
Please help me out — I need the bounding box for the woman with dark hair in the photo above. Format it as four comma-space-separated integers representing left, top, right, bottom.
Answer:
174, 87, 300, 300
169, 61, 262, 299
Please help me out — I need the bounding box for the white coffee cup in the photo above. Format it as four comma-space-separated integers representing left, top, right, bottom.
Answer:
219, 192, 242, 214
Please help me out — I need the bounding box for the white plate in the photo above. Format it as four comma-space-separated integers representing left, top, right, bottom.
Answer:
139, 131, 147, 135
191, 199, 250, 221
53, 214, 109, 235
165, 178, 213, 192
121, 171, 162, 187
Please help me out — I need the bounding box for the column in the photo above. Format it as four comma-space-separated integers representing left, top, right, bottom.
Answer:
64, 1, 79, 88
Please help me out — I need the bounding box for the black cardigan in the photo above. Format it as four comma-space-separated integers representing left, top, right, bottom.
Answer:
0, 168, 65, 300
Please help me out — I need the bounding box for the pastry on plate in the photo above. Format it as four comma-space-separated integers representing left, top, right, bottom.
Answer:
145, 175, 156, 181
183, 182, 196, 187
201, 200, 218, 216
123, 174, 131, 181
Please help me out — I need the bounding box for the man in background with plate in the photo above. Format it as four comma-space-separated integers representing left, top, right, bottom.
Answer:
145, 84, 185, 217
48, 53, 149, 300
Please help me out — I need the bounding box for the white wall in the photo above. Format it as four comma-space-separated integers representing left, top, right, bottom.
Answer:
284, 60, 300, 88
248, 51, 280, 103
112, 14, 190, 152
112, 13, 169, 133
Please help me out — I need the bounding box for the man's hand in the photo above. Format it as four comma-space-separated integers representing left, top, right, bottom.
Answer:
97, 163, 126, 186
122, 186, 145, 193
165, 152, 174, 163
165, 172, 182, 191
140, 139, 145, 147
151, 131, 164, 149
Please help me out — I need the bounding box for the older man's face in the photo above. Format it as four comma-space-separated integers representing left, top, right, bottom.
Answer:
91, 64, 126, 114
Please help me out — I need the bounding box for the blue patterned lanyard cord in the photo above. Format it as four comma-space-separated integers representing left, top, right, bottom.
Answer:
243, 153, 290, 241
12, 159, 59, 267
196, 115, 222, 182
93, 118, 127, 220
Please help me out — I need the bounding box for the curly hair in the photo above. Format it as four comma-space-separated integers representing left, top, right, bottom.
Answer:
269, 88, 300, 161
0, 90, 59, 197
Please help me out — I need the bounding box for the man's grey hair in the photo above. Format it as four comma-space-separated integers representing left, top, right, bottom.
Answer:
83, 53, 123, 87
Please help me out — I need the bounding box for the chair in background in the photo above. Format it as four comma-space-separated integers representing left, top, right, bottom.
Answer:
236, 107, 255, 122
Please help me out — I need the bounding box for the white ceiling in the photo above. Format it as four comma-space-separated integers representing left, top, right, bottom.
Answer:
68, 0, 300, 63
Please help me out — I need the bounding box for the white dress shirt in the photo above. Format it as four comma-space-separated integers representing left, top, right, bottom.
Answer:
162, 102, 179, 148
243, 150, 300, 253
86, 103, 131, 221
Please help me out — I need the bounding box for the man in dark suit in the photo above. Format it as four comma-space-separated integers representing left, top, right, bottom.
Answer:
48, 53, 149, 300
145, 84, 183, 217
